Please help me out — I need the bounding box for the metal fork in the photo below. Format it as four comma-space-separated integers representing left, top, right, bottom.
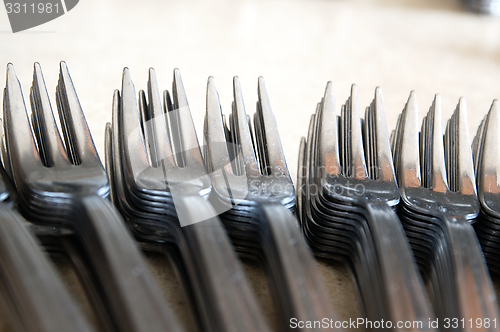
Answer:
3, 62, 182, 332
473, 100, 500, 275
109, 67, 271, 332
0, 131, 94, 332
392, 92, 499, 331
204, 76, 338, 331
299, 83, 434, 330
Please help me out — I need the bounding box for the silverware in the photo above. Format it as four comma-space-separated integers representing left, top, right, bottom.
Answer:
391, 92, 499, 331
298, 83, 434, 330
0, 122, 93, 331
472, 100, 500, 275
106, 67, 271, 332
204, 76, 338, 331
3, 62, 182, 332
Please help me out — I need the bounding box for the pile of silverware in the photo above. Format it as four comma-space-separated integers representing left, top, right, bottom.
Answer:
0, 61, 499, 332
390, 93, 498, 327
298, 84, 435, 330
473, 101, 500, 276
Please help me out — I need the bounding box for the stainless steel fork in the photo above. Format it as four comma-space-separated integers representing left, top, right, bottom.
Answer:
392, 92, 499, 331
0, 144, 93, 331
3, 62, 182, 332
110, 67, 271, 332
204, 76, 339, 331
299, 83, 435, 330
473, 100, 500, 276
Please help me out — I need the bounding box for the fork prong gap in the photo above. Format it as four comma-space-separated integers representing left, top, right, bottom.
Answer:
56, 78, 80, 165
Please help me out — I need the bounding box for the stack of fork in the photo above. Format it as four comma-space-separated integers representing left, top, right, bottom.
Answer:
391, 92, 499, 330
0, 123, 94, 331
106, 67, 271, 332
473, 100, 500, 276
298, 83, 435, 330
204, 76, 338, 330
2, 62, 340, 332
4, 62, 183, 332
2, 61, 500, 332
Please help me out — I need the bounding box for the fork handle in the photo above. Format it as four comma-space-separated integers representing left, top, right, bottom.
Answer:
440, 216, 499, 332
75, 195, 182, 332
174, 195, 271, 332
258, 202, 339, 331
363, 202, 436, 331
0, 205, 94, 332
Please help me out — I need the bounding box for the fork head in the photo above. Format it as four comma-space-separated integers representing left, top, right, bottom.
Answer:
116, 67, 211, 197
311, 83, 399, 205
392, 92, 479, 219
3, 62, 107, 196
473, 100, 500, 215
203, 76, 294, 206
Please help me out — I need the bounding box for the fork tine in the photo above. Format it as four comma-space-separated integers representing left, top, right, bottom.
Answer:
256, 77, 289, 178
397, 91, 421, 189
391, 113, 403, 166
138, 90, 152, 163
172, 68, 204, 165
205, 76, 233, 175
373, 87, 396, 182
454, 98, 476, 196
3, 63, 41, 169
347, 84, 368, 179
56, 62, 100, 165
204, 76, 252, 203
318, 81, 341, 177
479, 100, 500, 194
147, 68, 174, 168
428, 95, 448, 193
120, 68, 151, 180
297, 136, 307, 224
0, 118, 12, 179
233, 76, 260, 178
472, 116, 486, 179
31, 63, 69, 167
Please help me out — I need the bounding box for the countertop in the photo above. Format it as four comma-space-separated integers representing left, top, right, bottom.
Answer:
1, 0, 500, 330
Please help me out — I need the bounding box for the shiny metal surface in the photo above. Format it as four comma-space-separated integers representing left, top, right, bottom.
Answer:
298, 83, 434, 331
3, 62, 181, 332
107, 67, 270, 332
0, 126, 93, 332
392, 92, 499, 332
203, 76, 339, 332
473, 101, 500, 278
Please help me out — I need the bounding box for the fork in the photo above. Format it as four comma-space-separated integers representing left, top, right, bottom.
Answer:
392, 92, 499, 330
472, 100, 500, 275
3, 62, 182, 332
109, 67, 271, 332
299, 83, 435, 329
0, 148, 94, 331
204, 76, 339, 331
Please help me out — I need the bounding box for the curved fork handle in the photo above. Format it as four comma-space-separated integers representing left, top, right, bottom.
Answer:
445, 218, 499, 332
259, 203, 340, 331
364, 202, 436, 331
175, 195, 271, 332
77, 195, 182, 332
0, 206, 94, 332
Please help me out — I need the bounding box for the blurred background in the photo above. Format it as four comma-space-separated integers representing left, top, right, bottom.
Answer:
1, 0, 500, 330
